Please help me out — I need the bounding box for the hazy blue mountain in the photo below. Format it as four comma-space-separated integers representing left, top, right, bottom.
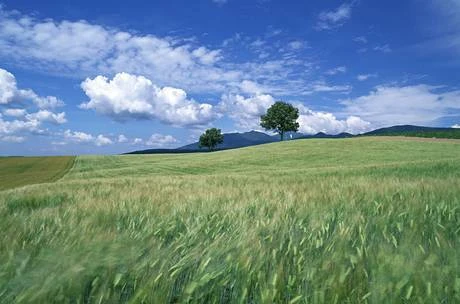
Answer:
178, 130, 278, 150
364, 125, 454, 135
299, 132, 354, 139
125, 149, 202, 155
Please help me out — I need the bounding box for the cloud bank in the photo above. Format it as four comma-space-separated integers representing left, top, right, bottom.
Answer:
342, 85, 460, 126
218, 92, 371, 134
0, 7, 321, 96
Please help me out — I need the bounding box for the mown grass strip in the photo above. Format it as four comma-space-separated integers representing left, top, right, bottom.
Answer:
0, 156, 76, 191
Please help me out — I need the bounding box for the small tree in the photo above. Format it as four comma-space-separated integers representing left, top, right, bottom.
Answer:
260, 101, 299, 141
199, 128, 224, 151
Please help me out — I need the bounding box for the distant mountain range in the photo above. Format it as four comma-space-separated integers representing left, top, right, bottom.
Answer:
126, 125, 460, 154
177, 130, 278, 151
299, 132, 354, 139
363, 125, 458, 136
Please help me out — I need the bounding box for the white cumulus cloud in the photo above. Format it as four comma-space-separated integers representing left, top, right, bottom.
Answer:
3, 108, 26, 117
63, 130, 113, 146
95, 134, 113, 146
373, 44, 392, 53
310, 81, 352, 94
0, 68, 68, 141
80, 72, 218, 127
0, 68, 64, 108
25, 110, 66, 124
297, 104, 371, 135
357, 74, 377, 81
118, 134, 128, 143
316, 3, 353, 31
146, 133, 178, 147
288, 40, 305, 50
342, 85, 460, 126
0, 118, 41, 135
0, 68, 16, 104
218, 92, 370, 134
0, 9, 236, 94
219, 93, 275, 129
0, 135, 26, 143
0, 7, 319, 96
63, 130, 94, 143
353, 36, 368, 44
325, 66, 347, 75
0, 110, 66, 137
133, 138, 143, 145
452, 124, 460, 128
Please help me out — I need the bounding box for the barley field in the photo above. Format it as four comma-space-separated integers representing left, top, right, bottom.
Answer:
0, 137, 459, 303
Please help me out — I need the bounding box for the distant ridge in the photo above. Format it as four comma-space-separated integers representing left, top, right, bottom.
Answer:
365, 125, 453, 134
178, 130, 277, 151
363, 125, 460, 139
125, 149, 205, 155
125, 131, 277, 154
299, 132, 354, 139
124, 125, 460, 154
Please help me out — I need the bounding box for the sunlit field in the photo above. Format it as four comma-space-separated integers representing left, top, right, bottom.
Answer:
1, 137, 459, 303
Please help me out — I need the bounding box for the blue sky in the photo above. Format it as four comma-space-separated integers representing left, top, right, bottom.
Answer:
0, 0, 459, 155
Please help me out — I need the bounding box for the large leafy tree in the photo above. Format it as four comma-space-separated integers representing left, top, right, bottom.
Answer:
199, 128, 224, 151
260, 101, 299, 141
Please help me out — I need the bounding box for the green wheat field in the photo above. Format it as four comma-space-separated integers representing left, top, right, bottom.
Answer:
1, 137, 459, 303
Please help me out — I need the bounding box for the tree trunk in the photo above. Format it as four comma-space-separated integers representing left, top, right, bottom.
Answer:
280, 131, 284, 141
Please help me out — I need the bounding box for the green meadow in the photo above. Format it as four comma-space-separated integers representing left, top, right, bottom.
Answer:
0, 137, 459, 303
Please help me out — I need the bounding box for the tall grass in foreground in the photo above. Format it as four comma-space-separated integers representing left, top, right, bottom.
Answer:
0, 138, 459, 303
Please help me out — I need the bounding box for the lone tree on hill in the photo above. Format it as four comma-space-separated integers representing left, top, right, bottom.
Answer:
199, 128, 224, 151
260, 101, 299, 141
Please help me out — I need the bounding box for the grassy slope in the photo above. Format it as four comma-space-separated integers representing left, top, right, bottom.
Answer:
0, 137, 459, 303
0, 156, 75, 191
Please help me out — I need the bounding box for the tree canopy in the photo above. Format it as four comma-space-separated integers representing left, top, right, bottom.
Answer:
260, 101, 299, 141
199, 128, 224, 151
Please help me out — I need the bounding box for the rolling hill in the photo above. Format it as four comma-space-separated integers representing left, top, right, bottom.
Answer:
1, 137, 460, 302
127, 125, 459, 154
